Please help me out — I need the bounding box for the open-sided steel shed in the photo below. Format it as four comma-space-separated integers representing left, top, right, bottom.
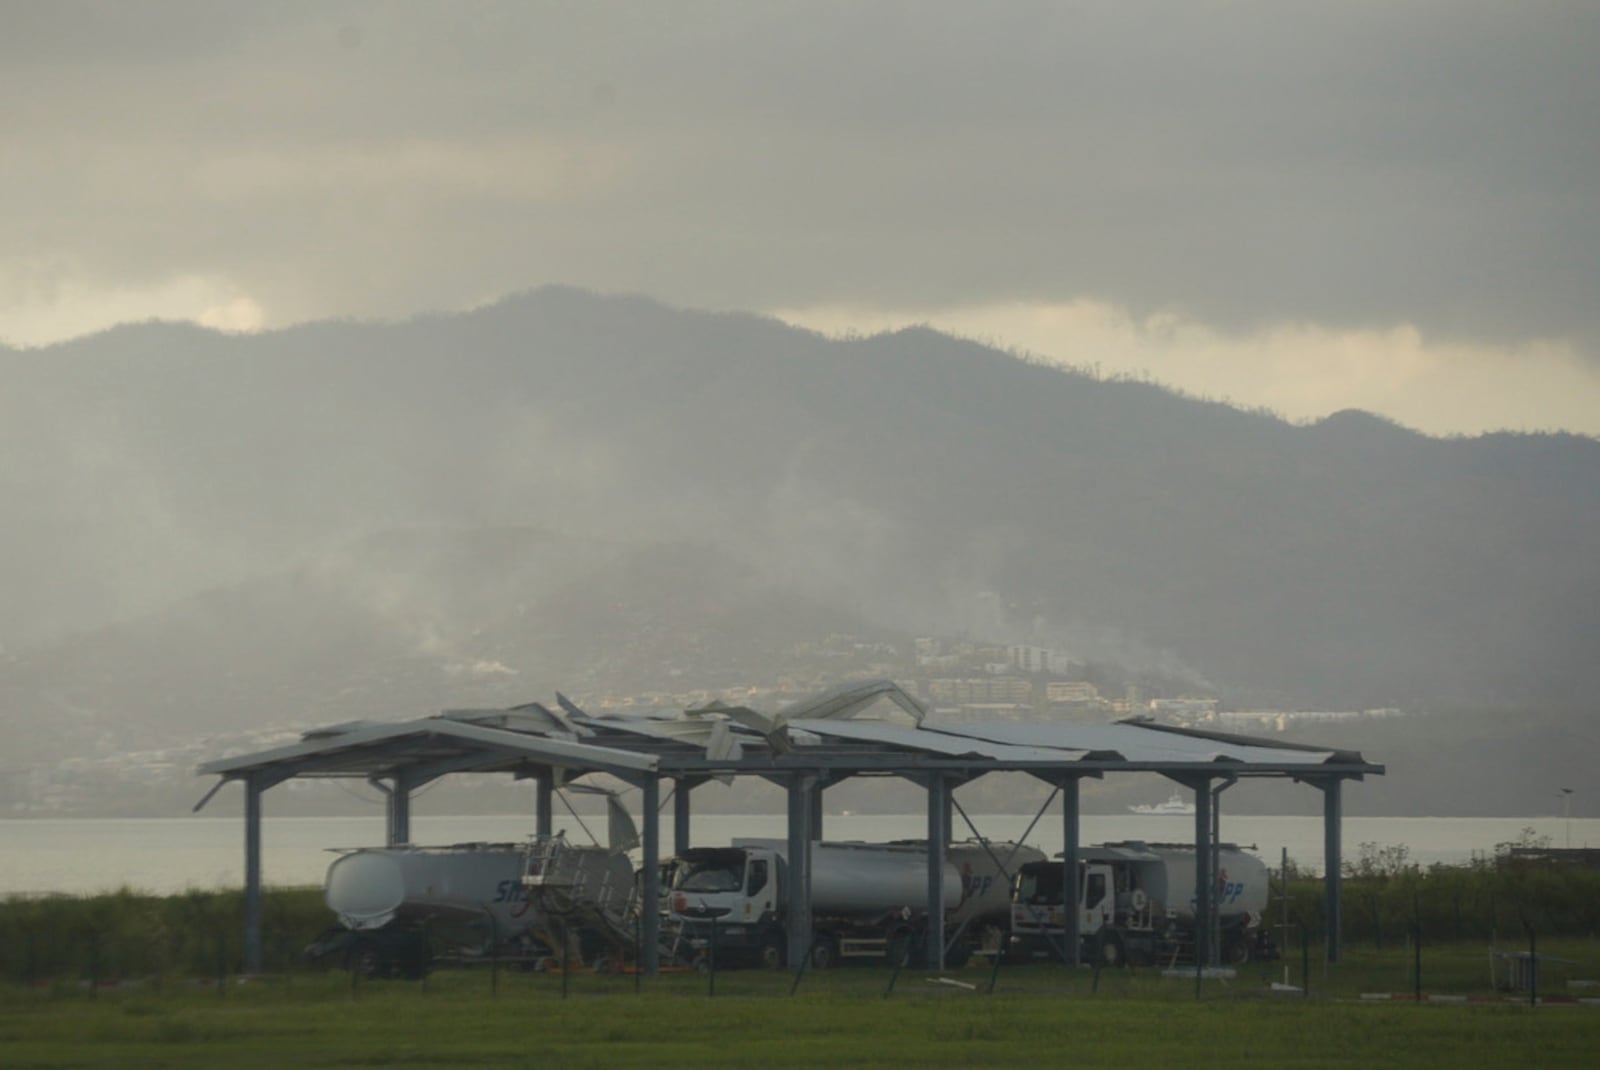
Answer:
196, 680, 1383, 975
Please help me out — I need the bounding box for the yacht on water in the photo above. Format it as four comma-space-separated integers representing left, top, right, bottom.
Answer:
1127, 793, 1196, 816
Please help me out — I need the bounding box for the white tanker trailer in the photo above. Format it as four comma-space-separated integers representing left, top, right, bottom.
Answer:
669, 838, 1045, 969
1009, 841, 1274, 966
307, 838, 632, 977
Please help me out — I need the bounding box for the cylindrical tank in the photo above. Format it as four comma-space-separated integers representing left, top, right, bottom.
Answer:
1127, 845, 1270, 922
812, 842, 961, 916
325, 845, 533, 931
946, 842, 1047, 927
734, 839, 961, 916
733, 839, 1042, 920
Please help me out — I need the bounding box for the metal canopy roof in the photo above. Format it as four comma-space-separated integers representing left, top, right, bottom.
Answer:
196, 679, 1383, 796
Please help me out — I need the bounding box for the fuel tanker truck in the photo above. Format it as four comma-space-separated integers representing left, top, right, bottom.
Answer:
1008, 841, 1273, 967
305, 837, 633, 978
668, 838, 1045, 969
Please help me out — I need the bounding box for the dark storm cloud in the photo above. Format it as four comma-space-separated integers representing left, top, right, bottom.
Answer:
2, 1, 1596, 349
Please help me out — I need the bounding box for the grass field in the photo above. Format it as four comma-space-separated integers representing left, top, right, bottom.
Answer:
4, 947, 1600, 1069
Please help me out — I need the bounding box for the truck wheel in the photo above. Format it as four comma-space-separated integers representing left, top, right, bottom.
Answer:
759, 937, 786, 970
809, 937, 837, 970
1096, 931, 1126, 969
1223, 934, 1251, 965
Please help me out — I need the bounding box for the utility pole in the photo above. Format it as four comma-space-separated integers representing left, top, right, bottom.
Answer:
1559, 788, 1574, 849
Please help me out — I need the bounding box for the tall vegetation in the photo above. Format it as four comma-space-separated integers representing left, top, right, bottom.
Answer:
1279, 833, 1600, 947
0, 888, 324, 983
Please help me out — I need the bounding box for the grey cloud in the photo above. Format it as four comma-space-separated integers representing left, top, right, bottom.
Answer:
2, 1, 1597, 350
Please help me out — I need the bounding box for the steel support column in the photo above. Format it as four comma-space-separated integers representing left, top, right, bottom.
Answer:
1208, 775, 1237, 965
385, 773, 413, 847
809, 781, 825, 842
535, 772, 553, 838
1320, 777, 1344, 963
784, 776, 815, 969
673, 777, 693, 855
926, 774, 949, 969
1192, 777, 1214, 968
1061, 776, 1081, 967
243, 774, 263, 975
639, 776, 661, 975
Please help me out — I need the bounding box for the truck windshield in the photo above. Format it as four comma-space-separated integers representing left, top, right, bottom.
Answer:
677, 861, 743, 893
1016, 865, 1064, 904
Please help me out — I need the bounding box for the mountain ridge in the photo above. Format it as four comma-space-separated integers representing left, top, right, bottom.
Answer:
3, 287, 1597, 726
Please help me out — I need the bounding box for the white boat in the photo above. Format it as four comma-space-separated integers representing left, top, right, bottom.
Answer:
1128, 793, 1196, 816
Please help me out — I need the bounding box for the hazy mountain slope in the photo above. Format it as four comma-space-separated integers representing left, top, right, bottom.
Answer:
0, 527, 885, 764
3, 288, 1597, 716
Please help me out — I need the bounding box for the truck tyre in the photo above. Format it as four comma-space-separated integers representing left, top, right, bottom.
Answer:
810, 937, 837, 970
1223, 933, 1251, 965
1096, 930, 1126, 969
759, 937, 786, 970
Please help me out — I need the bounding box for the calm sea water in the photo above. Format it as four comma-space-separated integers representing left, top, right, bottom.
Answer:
2, 813, 1594, 896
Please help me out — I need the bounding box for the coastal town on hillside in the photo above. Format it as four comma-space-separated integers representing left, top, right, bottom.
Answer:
3, 632, 1405, 817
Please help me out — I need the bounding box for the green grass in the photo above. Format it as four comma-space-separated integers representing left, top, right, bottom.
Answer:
4, 952, 1600, 1069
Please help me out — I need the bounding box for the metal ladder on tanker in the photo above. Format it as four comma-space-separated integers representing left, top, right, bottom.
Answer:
524, 834, 677, 971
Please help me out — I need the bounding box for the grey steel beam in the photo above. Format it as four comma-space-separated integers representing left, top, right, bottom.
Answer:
243, 773, 263, 975
926, 774, 948, 969
673, 777, 693, 854
385, 773, 413, 846
809, 780, 824, 842
1208, 775, 1237, 964
535, 771, 553, 838
639, 776, 661, 975
1192, 777, 1214, 968
1062, 776, 1081, 967
1321, 777, 1344, 963
785, 776, 815, 969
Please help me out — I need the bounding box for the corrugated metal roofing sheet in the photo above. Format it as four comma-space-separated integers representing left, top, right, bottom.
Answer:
928, 722, 1338, 765
788, 719, 1088, 764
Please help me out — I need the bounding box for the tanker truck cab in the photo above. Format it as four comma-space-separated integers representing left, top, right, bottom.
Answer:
1008, 842, 1273, 967
670, 846, 786, 967
1011, 859, 1117, 951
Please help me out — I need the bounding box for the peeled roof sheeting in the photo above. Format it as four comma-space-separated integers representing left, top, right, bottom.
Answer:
929, 722, 1337, 765
789, 719, 1088, 763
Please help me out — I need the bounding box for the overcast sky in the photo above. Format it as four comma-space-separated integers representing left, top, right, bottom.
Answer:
4, 1, 1598, 435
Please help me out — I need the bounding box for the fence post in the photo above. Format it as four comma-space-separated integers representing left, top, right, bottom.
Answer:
788, 937, 813, 996
1301, 927, 1309, 998
215, 932, 226, 998
490, 917, 500, 998
986, 942, 1004, 994
420, 919, 430, 995
88, 929, 100, 1000
707, 916, 717, 998
884, 937, 908, 999
1527, 923, 1538, 1008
